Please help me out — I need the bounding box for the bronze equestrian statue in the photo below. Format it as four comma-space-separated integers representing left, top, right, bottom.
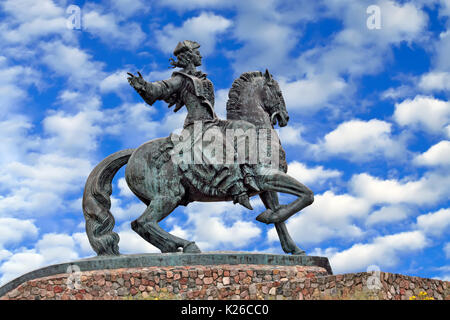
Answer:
82, 40, 314, 256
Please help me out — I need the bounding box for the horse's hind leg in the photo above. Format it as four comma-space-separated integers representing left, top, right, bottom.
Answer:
131, 195, 201, 253
260, 191, 305, 255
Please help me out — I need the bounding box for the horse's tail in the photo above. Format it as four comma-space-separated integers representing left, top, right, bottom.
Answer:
82, 149, 135, 255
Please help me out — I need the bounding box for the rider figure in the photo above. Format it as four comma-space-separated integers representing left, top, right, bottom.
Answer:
127, 40, 259, 209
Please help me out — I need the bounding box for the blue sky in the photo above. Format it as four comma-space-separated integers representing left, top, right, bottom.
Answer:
0, 0, 449, 285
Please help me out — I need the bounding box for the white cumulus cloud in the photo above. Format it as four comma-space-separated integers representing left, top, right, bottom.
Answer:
287, 161, 341, 186
419, 71, 450, 92
155, 12, 232, 55
279, 75, 347, 112
416, 208, 450, 237
82, 9, 146, 48
328, 231, 428, 274
394, 96, 450, 135
365, 205, 411, 226
318, 119, 406, 161
350, 172, 450, 206
0, 218, 38, 249
0, 231, 90, 285
414, 140, 450, 167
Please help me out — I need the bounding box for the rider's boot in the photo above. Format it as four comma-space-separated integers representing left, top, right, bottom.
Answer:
230, 182, 253, 210
240, 164, 260, 192
234, 192, 253, 210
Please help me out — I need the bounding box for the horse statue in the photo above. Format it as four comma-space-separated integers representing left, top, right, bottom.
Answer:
82, 40, 314, 256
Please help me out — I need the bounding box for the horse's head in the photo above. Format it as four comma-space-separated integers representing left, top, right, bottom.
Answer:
261, 69, 289, 127
226, 70, 289, 128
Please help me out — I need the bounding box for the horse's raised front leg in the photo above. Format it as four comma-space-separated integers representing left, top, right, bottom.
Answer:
256, 171, 314, 224
259, 191, 305, 255
131, 195, 201, 253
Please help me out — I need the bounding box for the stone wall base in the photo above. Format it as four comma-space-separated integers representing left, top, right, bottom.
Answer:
1, 264, 448, 300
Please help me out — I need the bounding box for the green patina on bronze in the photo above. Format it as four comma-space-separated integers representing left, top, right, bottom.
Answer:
82, 40, 316, 257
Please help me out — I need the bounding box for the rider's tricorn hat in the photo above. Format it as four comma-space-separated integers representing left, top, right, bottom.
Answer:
173, 40, 200, 56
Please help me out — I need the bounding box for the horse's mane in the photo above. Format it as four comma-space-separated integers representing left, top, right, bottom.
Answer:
226, 71, 263, 115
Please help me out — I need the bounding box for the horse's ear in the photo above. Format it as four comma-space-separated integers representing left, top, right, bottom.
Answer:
264, 69, 272, 82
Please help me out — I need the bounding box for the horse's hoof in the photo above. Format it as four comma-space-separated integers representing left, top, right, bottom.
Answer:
256, 209, 274, 224
291, 249, 306, 256
257, 205, 292, 224
183, 241, 201, 253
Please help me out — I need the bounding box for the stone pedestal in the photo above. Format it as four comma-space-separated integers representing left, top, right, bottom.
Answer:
0, 251, 331, 299
0, 264, 329, 300
1, 252, 448, 300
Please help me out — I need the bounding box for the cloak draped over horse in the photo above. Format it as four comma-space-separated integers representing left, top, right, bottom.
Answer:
82, 40, 313, 256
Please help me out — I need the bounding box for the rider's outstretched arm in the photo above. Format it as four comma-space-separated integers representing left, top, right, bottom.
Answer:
127, 72, 183, 107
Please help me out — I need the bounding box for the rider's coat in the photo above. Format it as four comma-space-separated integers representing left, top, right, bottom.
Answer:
133, 69, 257, 200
